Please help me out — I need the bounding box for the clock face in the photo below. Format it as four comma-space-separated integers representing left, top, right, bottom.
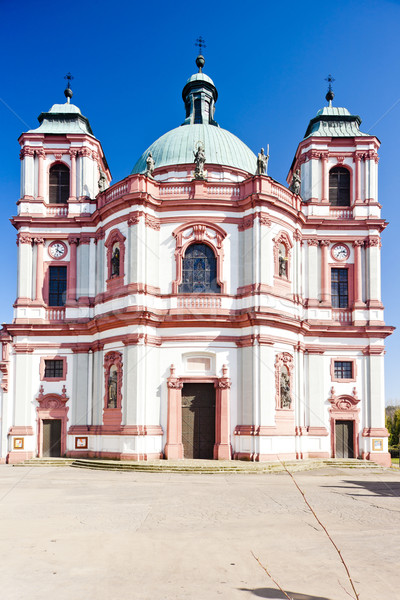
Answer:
332, 244, 349, 261
49, 242, 66, 259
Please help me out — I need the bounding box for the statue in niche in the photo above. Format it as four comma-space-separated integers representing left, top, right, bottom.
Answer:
256, 146, 269, 175
278, 245, 288, 278
290, 168, 301, 195
193, 143, 206, 179
145, 152, 155, 178
111, 245, 120, 277
108, 366, 118, 408
280, 369, 291, 408
98, 168, 108, 192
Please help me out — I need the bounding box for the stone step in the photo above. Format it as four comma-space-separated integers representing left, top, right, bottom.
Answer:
13, 458, 75, 467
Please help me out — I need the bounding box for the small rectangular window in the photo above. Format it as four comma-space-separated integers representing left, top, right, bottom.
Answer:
334, 361, 353, 379
331, 268, 348, 308
49, 266, 67, 306
44, 359, 64, 378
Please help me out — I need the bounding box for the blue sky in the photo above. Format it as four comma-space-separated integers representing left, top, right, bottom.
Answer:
1, 0, 399, 402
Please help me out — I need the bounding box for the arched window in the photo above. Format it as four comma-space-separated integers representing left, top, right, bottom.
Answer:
49, 164, 70, 204
179, 243, 221, 294
329, 167, 350, 206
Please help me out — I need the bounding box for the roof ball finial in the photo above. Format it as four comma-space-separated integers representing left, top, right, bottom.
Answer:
195, 36, 206, 72
64, 72, 74, 103
325, 73, 335, 106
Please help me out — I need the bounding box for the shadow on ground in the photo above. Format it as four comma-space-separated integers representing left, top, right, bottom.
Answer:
239, 588, 332, 599
324, 479, 400, 497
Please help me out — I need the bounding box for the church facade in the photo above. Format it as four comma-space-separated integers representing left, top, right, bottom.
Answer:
0, 59, 393, 466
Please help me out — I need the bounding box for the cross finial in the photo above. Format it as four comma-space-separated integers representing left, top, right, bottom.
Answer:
64, 72, 74, 88
325, 74, 335, 106
64, 72, 74, 103
195, 36, 206, 56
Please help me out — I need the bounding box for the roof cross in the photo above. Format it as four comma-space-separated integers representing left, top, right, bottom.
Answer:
195, 36, 206, 56
64, 72, 74, 88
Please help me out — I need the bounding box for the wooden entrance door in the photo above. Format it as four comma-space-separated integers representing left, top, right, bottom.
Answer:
181, 383, 215, 459
335, 420, 354, 458
42, 419, 62, 457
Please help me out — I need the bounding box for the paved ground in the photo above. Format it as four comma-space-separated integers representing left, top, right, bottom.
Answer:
0, 465, 399, 600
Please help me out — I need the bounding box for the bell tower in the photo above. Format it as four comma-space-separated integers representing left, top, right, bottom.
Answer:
13, 76, 111, 321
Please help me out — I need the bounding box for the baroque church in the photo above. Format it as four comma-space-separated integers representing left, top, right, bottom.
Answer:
0, 55, 393, 466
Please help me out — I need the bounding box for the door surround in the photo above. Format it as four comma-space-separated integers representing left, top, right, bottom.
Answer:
328, 386, 360, 459
36, 385, 69, 457
164, 364, 232, 460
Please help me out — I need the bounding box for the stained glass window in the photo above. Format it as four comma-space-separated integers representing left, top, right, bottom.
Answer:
179, 243, 221, 294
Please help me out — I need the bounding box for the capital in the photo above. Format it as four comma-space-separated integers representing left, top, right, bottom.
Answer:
319, 240, 330, 247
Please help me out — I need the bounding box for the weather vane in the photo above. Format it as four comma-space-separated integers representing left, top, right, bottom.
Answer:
195, 36, 206, 56
325, 74, 335, 106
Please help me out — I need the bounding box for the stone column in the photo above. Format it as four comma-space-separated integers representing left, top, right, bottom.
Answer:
319, 240, 330, 306
353, 240, 364, 308
16, 234, 33, 300
321, 153, 328, 203
34, 237, 45, 303
307, 239, 319, 307
164, 365, 183, 459
22, 147, 35, 198
36, 149, 46, 200
214, 365, 232, 460
354, 153, 362, 203
67, 237, 79, 303
69, 149, 77, 200
365, 238, 383, 308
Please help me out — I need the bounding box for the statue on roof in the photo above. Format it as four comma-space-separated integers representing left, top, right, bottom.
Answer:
194, 142, 206, 180
290, 169, 301, 195
98, 167, 108, 192
145, 152, 155, 178
256, 146, 269, 175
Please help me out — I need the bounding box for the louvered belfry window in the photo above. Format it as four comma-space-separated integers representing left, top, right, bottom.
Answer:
329, 167, 350, 206
49, 164, 70, 204
194, 97, 202, 124
179, 243, 221, 294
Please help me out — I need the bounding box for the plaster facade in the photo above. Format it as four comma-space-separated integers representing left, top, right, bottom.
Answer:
0, 61, 393, 466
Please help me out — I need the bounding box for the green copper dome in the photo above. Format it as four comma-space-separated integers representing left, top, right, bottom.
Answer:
132, 56, 256, 175
132, 124, 256, 174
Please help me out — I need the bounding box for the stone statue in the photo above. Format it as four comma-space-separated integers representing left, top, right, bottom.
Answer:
108, 368, 118, 408
290, 169, 301, 195
111, 246, 120, 277
98, 168, 108, 192
280, 370, 291, 408
256, 146, 269, 175
194, 143, 206, 179
145, 152, 155, 178
279, 249, 288, 278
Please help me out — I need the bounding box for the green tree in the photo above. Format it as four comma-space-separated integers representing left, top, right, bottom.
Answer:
386, 406, 400, 447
